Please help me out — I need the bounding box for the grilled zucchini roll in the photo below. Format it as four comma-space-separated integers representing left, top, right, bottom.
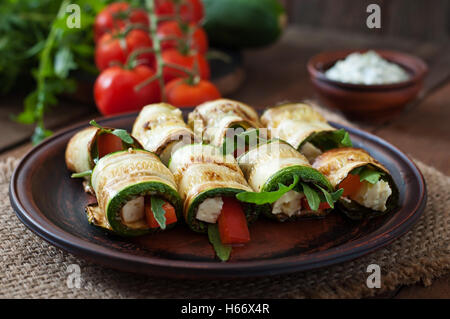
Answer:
187, 99, 263, 150
86, 149, 182, 236
313, 147, 399, 220
236, 139, 341, 221
65, 121, 142, 178
132, 103, 194, 165
260, 103, 352, 162
168, 144, 258, 261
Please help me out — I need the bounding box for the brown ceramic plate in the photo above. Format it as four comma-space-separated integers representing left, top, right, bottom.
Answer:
9, 111, 426, 279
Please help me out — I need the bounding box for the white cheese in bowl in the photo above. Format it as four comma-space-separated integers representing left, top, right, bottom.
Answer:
324, 50, 410, 85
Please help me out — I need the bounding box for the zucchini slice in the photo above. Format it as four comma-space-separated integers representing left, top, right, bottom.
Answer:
261, 103, 352, 162
237, 139, 337, 221
65, 125, 142, 177
132, 103, 194, 165
168, 143, 257, 233
187, 99, 263, 148
88, 149, 182, 236
313, 147, 399, 220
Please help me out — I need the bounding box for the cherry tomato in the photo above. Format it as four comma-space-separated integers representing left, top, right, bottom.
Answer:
165, 78, 220, 107
180, 0, 204, 23
157, 21, 208, 54
94, 2, 149, 42
154, 0, 204, 23
162, 49, 210, 83
95, 29, 154, 71
94, 65, 160, 116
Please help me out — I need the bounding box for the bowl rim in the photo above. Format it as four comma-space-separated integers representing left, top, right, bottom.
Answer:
307, 49, 428, 91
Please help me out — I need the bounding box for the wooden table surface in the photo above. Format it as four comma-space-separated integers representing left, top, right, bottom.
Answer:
1, 26, 449, 298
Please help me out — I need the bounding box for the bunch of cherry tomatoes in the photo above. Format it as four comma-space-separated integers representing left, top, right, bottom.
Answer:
93, 0, 221, 115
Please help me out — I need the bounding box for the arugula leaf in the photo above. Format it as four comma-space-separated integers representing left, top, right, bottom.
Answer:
317, 186, 343, 209
236, 175, 300, 204
340, 131, 352, 147
71, 170, 92, 178
112, 129, 134, 144
150, 197, 167, 230
359, 169, 383, 184
301, 182, 320, 211
54, 46, 76, 77
310, 129, 353, 151
89, 120, 103, 129
89, 120, 134, 145
351, 166, 384, 184
208, 224, 231, 262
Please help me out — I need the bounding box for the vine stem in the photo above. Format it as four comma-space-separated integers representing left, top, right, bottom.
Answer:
145, 0, 166, 101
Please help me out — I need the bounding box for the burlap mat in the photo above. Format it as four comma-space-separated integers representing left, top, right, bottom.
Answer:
1, 108, 449, 298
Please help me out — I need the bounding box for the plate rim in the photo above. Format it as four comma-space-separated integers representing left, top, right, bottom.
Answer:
9, 111, 427, 279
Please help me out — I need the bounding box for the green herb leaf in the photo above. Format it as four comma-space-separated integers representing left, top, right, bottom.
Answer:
331, 188, 344, 202
31, 125, 52, 145
54, 46, 76, 78
150, 197, 167, 230
301, 182, 320, 211
351, 166, 384, 184
309, 129, 353, 151
317, 186, 343, 209
359, 169, 383, 184
89, 120, 103, 129
340, 131, 353, 147
71, 170, 92, 178
236, 175, 300, 204
112, 129, 134, 144
208, 224, 231, 262
89, 120, 134, 145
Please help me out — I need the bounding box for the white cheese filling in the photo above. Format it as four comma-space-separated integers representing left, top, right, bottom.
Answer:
352, 180, 392, 212
272, 190, 304, 217
196, 197, 224, 223
121, 196, 145, 223
300, 142, 323, 163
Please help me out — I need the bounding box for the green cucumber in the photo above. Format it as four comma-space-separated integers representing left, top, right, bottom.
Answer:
203, 0, 286, 49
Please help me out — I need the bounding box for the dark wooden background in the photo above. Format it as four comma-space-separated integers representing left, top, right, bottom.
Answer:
283, 0, 450, 42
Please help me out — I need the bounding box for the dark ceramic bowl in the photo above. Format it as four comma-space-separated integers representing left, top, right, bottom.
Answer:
307, 49, 428, 121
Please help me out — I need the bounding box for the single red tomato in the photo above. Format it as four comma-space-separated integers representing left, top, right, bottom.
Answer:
95, 29, 154, 71
154, 0, 203, 23
162, 49, 210, 83
94, 65, 160, 115
157, 21, 208, 53
155, 0, 175, 16
180, 0, 204, 23
94, 2, 149, 42
165, 78, 220, 107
